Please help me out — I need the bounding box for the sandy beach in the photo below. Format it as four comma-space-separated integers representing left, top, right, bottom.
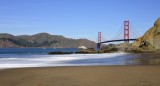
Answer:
0, 66, 160, 86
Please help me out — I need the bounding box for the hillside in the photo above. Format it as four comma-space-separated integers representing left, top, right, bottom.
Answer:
0, 33, 96, 48
132, 18, 160, 51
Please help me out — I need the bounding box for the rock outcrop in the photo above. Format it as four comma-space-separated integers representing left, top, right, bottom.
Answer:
132, 18, 160, 51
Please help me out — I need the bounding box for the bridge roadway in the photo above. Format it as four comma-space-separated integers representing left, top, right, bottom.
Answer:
100, 39, 136, 44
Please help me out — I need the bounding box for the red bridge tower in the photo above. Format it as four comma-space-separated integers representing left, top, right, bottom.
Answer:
97, 32, 101, 49
124, 20, 129, 43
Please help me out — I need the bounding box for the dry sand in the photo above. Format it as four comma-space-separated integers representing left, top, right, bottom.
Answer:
0, 66, 160, 86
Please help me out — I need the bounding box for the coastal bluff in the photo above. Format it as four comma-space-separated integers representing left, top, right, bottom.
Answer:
132, 18, 160, 51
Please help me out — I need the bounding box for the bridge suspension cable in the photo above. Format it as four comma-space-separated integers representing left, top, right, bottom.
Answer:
97, 20, 140, 50
111, 21, 140, 42
130, 23, 141, 38
111, 23, 124, 40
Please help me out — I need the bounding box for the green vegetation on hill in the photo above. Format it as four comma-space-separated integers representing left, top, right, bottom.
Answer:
0, 33, 96, 48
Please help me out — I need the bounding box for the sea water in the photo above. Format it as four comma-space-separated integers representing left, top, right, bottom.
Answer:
0, 48, 158, 69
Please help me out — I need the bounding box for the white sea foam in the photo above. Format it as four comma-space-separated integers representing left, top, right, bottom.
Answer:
0, 52, 128, 69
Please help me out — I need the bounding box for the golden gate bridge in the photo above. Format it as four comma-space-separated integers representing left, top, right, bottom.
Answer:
97, 20, 140, 50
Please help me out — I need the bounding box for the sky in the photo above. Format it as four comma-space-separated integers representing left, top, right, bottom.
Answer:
0, 0, 160, 42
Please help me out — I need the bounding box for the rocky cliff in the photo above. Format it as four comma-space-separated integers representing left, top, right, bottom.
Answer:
0, 33, 96, 48
132, 18, 160, 51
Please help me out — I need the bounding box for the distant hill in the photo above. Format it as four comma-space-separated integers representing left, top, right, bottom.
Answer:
0, 33, 96, 48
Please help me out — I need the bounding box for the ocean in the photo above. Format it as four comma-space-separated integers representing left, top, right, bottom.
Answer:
0, 48, 158, 69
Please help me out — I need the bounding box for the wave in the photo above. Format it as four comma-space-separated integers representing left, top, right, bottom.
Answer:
0, 52, 128, 69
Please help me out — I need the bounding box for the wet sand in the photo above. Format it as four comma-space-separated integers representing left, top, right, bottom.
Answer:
0, 66, 160, 86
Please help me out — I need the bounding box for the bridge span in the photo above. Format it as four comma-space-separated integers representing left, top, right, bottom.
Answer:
97, 20, 139, 50
101, 39, 136, 43
97, 39, 136, 50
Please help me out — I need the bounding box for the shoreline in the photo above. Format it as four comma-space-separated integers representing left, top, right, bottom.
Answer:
0, 65, 160, 86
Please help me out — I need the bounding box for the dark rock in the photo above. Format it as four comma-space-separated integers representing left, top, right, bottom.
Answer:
75, 51, 96, 54
48, 51, 73, 55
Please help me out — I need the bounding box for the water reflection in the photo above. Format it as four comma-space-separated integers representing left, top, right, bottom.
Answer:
131, 53, 160, 65
66, 53, 160, 66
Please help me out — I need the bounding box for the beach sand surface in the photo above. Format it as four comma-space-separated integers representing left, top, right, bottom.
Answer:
0, 66, 160, 86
